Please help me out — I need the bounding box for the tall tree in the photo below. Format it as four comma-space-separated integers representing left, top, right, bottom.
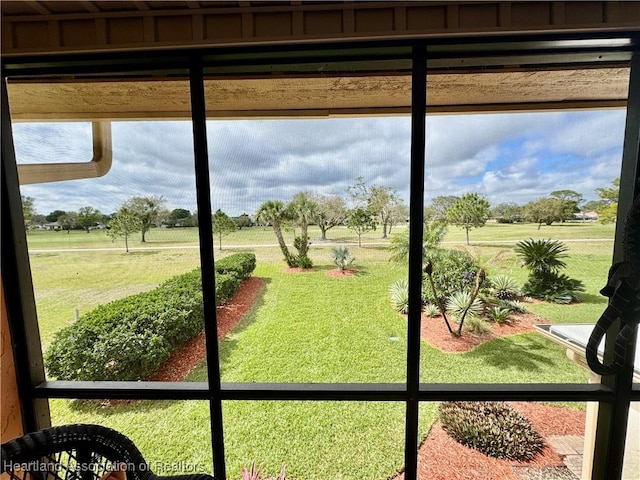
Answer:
123, 195, 166, 242
347, 177, 403, 238
77, 206, 101, 233
491, 202, 522, 223
168, 208, 191, 227
233, 213, 253, 230
58, 212, 78, 234
46, 210, 66, 223
256, 200, 294, 267
369, 186, 403, 238
446, 193, 490, 245
596, 177, 620, 224
107, 207, 142, 253
346, 207, 377, 247
522, 197, 566, 229
312, 194, 348, 240
426, 195, 460, 223
21, 195, 35, 227
550, 189, 583, 221
387, 202, 409, 234
287, 192, 318, 267
212, 209, 236, 250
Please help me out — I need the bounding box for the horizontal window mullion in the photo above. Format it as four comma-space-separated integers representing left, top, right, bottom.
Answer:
33, 381, 614, 402
419, 383, 614, 402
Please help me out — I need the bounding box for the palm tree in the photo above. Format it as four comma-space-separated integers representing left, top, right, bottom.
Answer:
256, 200, 294, 267
287, 192, 318, 266
388, 221, 447, 264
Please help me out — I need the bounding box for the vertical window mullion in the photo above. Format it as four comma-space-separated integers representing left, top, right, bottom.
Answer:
403, 44, 427, 480
189, 58, 227, 480
1, 77, 51, 433
592, 50, 640, 480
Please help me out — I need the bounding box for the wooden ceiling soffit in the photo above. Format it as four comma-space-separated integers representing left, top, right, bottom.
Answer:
6, 67, 630, 121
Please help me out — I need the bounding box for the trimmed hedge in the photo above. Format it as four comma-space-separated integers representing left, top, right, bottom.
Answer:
45, 253, 255, 381
215, 252, 256, 280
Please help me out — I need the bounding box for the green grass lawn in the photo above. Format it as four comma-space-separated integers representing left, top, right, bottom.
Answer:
30, 221, 614, 480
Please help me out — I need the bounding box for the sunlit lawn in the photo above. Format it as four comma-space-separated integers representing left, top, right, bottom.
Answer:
31, 221, 614, 479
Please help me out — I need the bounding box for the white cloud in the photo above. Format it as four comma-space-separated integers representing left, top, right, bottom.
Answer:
15, 109, 626, 216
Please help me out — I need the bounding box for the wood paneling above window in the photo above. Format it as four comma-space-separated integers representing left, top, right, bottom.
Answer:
6, 67, 630, 121
2, 1, 639, 55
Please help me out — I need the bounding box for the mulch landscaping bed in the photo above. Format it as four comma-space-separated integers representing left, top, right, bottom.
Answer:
420, 311, 551, 353
145, 276, 266, 382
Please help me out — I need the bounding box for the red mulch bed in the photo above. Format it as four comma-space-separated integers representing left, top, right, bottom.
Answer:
144, 276, 265, 382
421, 311, 551, 353
325, 268, 358, 277
393, 403, 585, 480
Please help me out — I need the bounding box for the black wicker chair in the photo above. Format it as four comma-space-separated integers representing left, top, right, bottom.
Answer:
1, 424, 215, 480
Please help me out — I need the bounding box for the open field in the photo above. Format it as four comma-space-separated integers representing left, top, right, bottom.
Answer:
25, 221, 615, 251
28, 221, 614, 479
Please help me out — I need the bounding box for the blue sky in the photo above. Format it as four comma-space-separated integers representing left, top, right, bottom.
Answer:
15, 109, 626, 217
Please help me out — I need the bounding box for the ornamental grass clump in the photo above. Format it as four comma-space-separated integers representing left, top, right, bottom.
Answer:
439, 401, 544, 461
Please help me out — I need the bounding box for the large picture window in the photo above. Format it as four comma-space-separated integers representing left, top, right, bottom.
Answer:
2, 36, 639, 480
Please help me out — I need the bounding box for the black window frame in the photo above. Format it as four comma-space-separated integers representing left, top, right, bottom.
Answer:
2, 32, 640, 480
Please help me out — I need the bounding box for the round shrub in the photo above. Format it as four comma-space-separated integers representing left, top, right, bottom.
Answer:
439, 401, 544, 461
422, 249, 481, 304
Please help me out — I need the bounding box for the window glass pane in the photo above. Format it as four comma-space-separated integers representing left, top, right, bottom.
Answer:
418, 401, 590, 480
623, 402, 640, 480
205, 71, 411, 384
420, 66, 628, 384
13, 122, 93, 164
8, 78, 208, 384
49, 399, 213, 475
223, 400, 405, 479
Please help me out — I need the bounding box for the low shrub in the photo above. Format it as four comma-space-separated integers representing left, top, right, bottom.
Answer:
521, 272, 584, 304
215, 253, 256, 279
45, 262, 252, 381
439, 401, 544, 461
463, 316, 491, 335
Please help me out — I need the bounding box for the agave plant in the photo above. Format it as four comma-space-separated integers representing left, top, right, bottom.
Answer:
424, 303, 440, 318
446, 291, 484, 320
489, 275, 520, 300
500, 299, 528, 313
487, 306, 510, 324
389, 278, 409, 314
